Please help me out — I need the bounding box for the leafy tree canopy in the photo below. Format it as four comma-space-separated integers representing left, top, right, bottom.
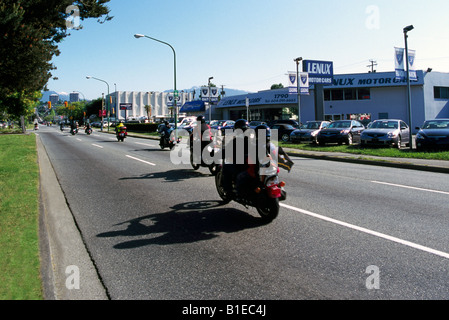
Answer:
0, 0, 112, 118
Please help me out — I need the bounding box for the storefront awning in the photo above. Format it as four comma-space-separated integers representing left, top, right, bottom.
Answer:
180, 100, 205, 113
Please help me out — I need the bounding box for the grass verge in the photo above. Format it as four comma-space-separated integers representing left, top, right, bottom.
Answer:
0, 134, 42, 300
281, 142, 449, 161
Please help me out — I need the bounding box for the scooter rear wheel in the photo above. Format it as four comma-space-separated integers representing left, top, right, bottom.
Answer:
256, 197, 279, 222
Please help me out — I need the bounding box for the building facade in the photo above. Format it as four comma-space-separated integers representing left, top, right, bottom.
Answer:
107, 91, 193, 121
216, 70, 449, 131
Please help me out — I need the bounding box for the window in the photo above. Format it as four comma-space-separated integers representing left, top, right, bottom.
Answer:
331, 89, 344, 101
358, 88, 371, 100
434, 86, 449, 99
324, 88, 371, 101
344, 89, 357, 100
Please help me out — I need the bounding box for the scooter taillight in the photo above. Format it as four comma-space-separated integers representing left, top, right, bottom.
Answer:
266, 176, 282, 198
267, 185, 282, 198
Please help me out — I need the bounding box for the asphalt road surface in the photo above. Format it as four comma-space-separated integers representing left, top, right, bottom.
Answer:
38, 125, 449, 300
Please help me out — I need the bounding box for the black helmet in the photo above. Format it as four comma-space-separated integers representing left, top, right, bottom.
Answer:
164, 121, 169, 126
196, 115, 205, 123
234, 119, 249, 131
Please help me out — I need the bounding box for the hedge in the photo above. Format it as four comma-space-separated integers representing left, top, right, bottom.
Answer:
123, 123, 159, 132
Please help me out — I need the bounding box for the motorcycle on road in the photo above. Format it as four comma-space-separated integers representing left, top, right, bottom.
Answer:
159, 130, 177, 150
214, 147, 293, 222
116, 126, 127, 142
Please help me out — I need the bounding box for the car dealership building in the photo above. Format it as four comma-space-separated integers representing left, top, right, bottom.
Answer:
215, 70, 449, 131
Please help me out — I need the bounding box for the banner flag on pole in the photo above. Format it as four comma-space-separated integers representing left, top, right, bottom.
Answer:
210, 87, 219, 102
288, 72, 297, 94
299, 72, 309, 95
201, 87, 210, 102
408, 49, 417, 81
395, 47, 405, 80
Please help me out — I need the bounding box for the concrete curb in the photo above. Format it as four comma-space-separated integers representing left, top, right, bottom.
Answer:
284, 149, 449, 174
37, 136, 109, 300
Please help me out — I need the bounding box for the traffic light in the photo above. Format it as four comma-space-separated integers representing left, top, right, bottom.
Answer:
48, 101, 51, 109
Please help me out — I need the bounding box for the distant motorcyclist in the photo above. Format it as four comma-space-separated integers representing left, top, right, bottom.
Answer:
191, 115, 212, 163
70, 121, 78, 134
116, 120, 125, 132
159, 121, 173, 144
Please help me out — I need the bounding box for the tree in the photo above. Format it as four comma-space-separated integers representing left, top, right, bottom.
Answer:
271, 83, 284, 90
0, 0, 112, 129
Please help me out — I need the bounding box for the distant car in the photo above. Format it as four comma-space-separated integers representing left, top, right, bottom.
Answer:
415, 119, 449, 151
290, 121, 330, 144
271, 123, 297, 142
249, 121, 267, 129
360, 119, 410, 149
317, 120, 365, 146
268, 119, 299, 129
210, 120, 235, 134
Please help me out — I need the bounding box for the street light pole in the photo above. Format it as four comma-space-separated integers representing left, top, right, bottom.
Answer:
208, 76, 213, 122
134, 34, 178, 129
294, 57, 303, 125
86, 76, 110, 132
403, 25, 414, 150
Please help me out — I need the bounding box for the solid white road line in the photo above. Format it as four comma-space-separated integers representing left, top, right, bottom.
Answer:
135, 142, 156, 147
92, 144, 104, 149
280, 203, 449, 260
371, 180, 449, 196
126, 155, 156, 166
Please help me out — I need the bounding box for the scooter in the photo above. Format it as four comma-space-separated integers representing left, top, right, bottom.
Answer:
34, 123, 39, 130
116, 126, 127, 142
159, 130, 177, 150
189, 137, 219, 175
70, 127, 78, 135
215, 163, 286, 222
85, 126, 93, 135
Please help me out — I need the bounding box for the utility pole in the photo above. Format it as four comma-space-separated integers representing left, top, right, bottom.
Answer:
367, 60, 377, 73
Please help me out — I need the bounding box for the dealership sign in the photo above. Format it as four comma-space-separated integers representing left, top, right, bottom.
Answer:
303, 60, 334, 84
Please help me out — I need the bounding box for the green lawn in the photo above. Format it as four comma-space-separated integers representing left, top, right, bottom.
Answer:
281, 142, 449, 160
0, 134, 42, 300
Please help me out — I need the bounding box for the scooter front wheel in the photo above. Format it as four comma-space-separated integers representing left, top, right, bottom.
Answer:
215, 169, 231, 204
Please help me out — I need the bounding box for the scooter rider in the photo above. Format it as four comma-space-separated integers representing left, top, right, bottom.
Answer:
237, 124, 277, 193
160, 121, 173, 144
191, 115, 212, 163
221, 119, 251, 198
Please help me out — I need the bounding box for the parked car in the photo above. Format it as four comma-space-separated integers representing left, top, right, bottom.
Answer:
290, 121, 330, 144
271, 123, 297, 142
249, 121, 267, 129
267, 119, 299, 129
210, 120, 235, 134
415, 119, 449, 151
317, 120, 365, 146
360, 119, 410, 149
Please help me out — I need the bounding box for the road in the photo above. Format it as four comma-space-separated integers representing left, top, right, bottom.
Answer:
37, 125, 449, 300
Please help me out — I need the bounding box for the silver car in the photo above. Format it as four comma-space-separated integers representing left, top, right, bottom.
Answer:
360, 119, 410, 149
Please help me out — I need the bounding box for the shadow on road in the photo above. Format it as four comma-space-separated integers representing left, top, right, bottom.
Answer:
97, 200, 270, 249
119, 169, 212, 183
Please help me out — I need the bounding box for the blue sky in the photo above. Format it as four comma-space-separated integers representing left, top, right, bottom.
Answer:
48, 0, 449, 100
